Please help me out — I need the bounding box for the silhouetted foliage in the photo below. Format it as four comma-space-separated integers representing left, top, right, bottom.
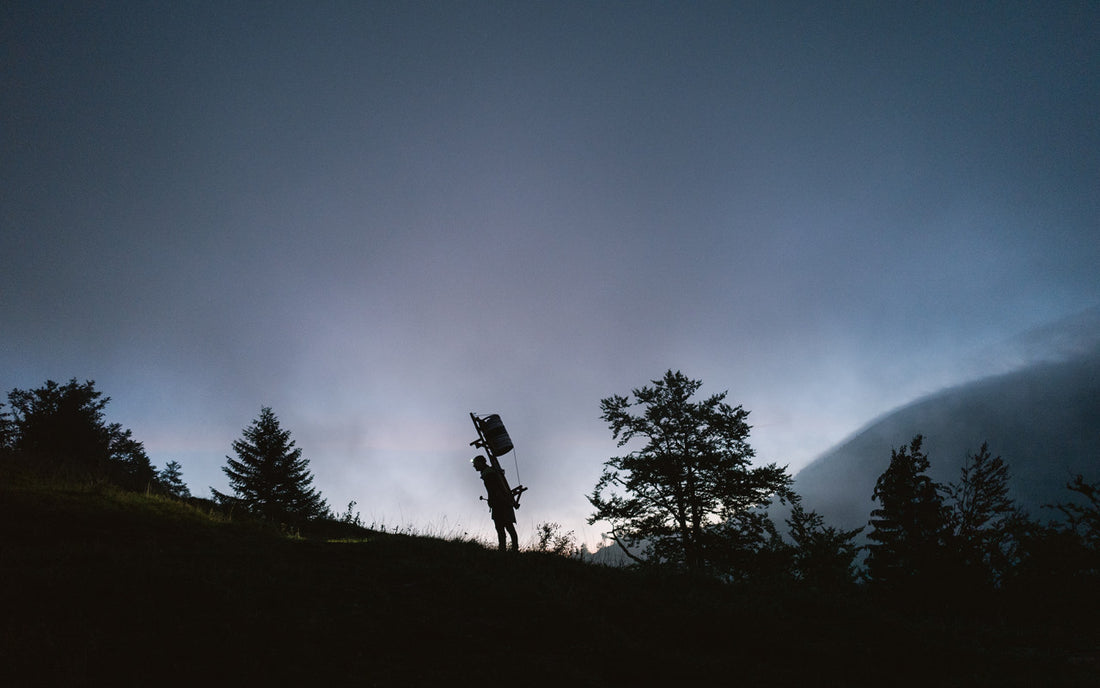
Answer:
105, 424, 158, 492
0, 403, 14, 457
7, 469, 1100, 687
533, 521, 581, 557
784, 500, 864, 588
861, 437, 1099, 595
339, 500, 362, 527
212, 407, 327, 525
1004, 519, 1081, 594
158, 460, 192, 499
5, 379, 157, 490
1026, 474, 1100, 583
865, 435, 951, 589
701, 501, 794, 581
588, 370, 793, 575
1056, 475, 1100, 553
999, 476, 1100, 604
944, 442, 1026, 587
8, 379, 111, 475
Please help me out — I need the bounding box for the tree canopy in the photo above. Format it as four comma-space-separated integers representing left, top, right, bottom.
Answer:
588, 370, 793, 574
5, 378, 157, 490
784, 500, 864, 588
213, 407, 327, 525
945, 442, 1023, 587
866, 435, 951, 588
159, 460, 192, 500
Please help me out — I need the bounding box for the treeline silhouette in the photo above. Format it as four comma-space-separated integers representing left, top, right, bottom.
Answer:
863, 435, 1100, 603
4, 376, 1100, 685
2, 379, 163, 493
586, 370, 1100, 603
0, 379, 330, 530
3, 377, 1098, 595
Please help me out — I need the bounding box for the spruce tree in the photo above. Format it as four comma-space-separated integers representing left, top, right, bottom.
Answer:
104, 423, 158, 492
866, 435, 950, 589
213, 407, 327, 524
159, 460, 192, 499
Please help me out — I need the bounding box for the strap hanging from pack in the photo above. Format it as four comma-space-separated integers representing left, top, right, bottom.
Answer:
469, 412, 528, 506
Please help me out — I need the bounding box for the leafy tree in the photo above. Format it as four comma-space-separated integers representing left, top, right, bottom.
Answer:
1046, 475, 1100, 579
865, 435, 951, 589
1008, 475, 1100, 598
701, 503, 794, 580
785, 500, 864, 589
159, 460, 192, 499
212, 407, 327, 525
6, 379, 156, 489
1055, 475, 1100, 552
945, 442, 1024, 587
587, 370, 793, 574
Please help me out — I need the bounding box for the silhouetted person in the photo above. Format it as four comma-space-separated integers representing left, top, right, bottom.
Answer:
472, 455, 519, 551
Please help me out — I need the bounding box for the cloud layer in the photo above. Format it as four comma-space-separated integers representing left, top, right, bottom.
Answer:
3, 3, 1098, 547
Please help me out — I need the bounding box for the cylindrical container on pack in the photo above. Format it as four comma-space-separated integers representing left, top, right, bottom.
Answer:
480, 414, 514, 456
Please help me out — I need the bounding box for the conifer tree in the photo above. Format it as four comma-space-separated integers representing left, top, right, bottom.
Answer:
159, 460, 192, 499
8, 379, 112, 474
104, 424, 158, 492
866, 435, 950, 588
6, 379, 156, 489
213, 407, 327, 524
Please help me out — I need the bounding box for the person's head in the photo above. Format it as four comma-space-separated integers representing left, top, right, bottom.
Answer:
472, 455, 488, 471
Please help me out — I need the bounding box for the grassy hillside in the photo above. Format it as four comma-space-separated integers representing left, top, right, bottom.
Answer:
2, 474, 1097, 687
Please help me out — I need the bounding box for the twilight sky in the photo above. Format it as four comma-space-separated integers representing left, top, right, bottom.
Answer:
3, 2, 1098, 549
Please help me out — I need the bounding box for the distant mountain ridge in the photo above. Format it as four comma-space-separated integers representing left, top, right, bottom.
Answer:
794, 342, 1100, 531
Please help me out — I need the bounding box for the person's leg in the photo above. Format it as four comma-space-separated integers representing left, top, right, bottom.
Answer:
505, 523, 518, 551
495, 521, 507, 550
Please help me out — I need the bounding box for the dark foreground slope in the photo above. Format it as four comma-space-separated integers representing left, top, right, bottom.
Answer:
795, 346, 1100, 531
2, 478, 1097, 687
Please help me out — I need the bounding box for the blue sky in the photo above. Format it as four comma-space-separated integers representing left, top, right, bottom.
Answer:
3, 2, 1098, 548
